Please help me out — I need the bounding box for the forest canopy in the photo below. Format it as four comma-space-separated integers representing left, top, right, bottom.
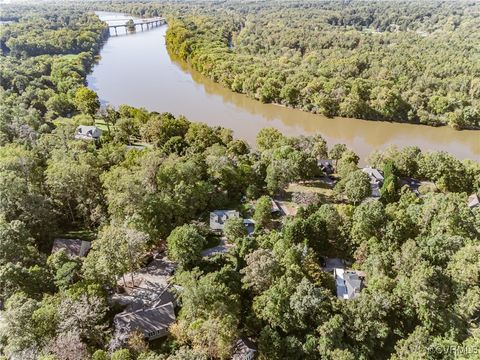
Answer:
164, 0, 480, 129
0, 1, 479, 360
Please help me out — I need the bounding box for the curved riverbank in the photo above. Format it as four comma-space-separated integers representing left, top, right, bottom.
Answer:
87, 12, 479, 163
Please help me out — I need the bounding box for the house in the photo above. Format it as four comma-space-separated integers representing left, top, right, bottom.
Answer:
232, 337, 257, 360
114, 301, 176, 341
75, 125, 102, 141
334, 268, 364, 300
210, 210, 240, 232
318, 159, 335, 175
51, 238, 91, 258
362, 167, 384, 197
468, 194, 480, 209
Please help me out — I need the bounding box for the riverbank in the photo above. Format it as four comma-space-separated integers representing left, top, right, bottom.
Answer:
87, 12, 480, 163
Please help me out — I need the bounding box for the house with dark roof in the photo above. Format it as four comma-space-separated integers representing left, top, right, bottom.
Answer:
51, 238, 91, 258
75, 125, 102, 141
318, 159, 335, 175
114, 301, 176, 341
362, 167, 384, 197
232, 337, 257, 360
334, 268, 364, 300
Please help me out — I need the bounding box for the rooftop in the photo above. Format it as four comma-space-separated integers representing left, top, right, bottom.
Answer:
334, 268, 363, 300
75, 125, 102, 140
362, 167, 384, 182
210, 210, 240, 230
51, 238, 91, 258
232, 337, 257, 360
114, 301, 175, 340
112, 253, 177, 311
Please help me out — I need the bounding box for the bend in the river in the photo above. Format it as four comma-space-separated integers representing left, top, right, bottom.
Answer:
87, 12, 480, 163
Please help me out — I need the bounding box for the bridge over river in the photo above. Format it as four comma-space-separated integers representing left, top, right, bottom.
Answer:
105, 17, 166, 36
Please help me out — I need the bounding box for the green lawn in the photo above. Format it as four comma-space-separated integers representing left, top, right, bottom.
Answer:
94, 119, 109, 131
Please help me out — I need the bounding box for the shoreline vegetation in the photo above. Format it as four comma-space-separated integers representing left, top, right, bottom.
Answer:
0, 2, 479, 360
163, 1, 480, 130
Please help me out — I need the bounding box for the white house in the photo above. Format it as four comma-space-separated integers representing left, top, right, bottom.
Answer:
75, 125, 102, 141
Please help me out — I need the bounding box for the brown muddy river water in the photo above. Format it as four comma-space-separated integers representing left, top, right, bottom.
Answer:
87, 12, 479, 163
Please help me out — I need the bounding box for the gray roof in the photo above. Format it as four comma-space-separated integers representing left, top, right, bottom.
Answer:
334, 268, 363, 300
344, 272, 362, 299
362, 167, 384, 182
114, 302, 176, 340
370, 183, 381, 198
51, 238, 91, 258
210, 210, 240, 231
270, 199, 281, 213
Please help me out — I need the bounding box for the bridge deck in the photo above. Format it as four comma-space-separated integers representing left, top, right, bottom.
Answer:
105, 17, 165, 27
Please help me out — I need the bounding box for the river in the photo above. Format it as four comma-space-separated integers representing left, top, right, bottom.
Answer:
87, 12, 479, 162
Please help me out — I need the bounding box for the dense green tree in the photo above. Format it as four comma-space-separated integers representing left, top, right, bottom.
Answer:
335, 170, 371, 205
418, 151, 471, 193
256, 128, 285, 153
253, 196, 273, 231
381, 161, 399, 203
173, 268, 241, 358
83, 225, 149, 287
223, 217, 247, 242
241, 248, 282, 294
166, 224, 206, 268
73, 87, 100, 119
328, 144, 347, 167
